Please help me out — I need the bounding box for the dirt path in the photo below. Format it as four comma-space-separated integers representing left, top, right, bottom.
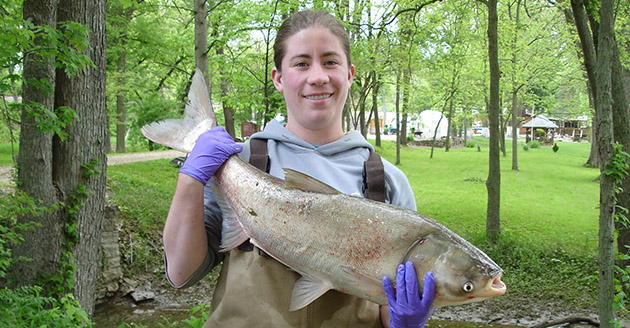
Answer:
106, 150, 186, 166
0, 150, 186, 187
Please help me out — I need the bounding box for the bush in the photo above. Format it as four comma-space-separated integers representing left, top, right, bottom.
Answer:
523, 144, 529, 151
553, 143, 559, 153
0, 190, 90, 327
466, 140, 475, 148
0, 286, 91, 327
528, 140, 541, 149
534, 129, 545, 138
1, 190, 48, 279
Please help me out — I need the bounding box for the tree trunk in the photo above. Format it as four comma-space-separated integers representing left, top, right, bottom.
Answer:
511, 90, 519, 171
395, 73, 401, 165
594, 0, 616, 325
195, 0, 210, 93
360, 88, 367, 137
12, 0, 62, 290
116, 45, 127, 153
55, 0, 108, 317
571, 0, 600, 168
612, 35, 630, 278
401, 69, 410, 146
446, 95, 453, 152
372, 74, 381, 147
486, 0, 501, 242
216, 43, 236, 138
499, 114, 507, 157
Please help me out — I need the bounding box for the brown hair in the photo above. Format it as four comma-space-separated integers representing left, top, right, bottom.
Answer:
273, 10, 351, 72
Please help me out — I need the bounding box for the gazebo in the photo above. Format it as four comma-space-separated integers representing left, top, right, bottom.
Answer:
522, 114, 559, 143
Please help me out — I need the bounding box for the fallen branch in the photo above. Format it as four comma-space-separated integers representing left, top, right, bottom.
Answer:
530, 315, 599, 328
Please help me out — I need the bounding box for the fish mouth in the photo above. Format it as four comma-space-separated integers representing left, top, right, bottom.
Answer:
486, 273, 507, 296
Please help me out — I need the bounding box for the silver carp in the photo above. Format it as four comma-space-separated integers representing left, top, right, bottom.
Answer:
142, 70, 506, 311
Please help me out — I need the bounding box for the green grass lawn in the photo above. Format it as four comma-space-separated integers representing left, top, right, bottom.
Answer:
374, 139, 599, 255
0, 142, 17, 166
372, 139, 599, 309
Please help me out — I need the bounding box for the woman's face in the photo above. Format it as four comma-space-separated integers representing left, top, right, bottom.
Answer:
272, 26, 354, 141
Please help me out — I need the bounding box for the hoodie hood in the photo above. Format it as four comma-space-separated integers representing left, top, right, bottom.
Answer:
250, 119, 374, 156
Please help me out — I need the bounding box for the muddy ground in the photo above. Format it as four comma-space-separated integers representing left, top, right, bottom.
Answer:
97, 267, 599, 328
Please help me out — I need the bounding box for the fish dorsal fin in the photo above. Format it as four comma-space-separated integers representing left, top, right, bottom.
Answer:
289, 276, 331, 311
283, 169, 340, 195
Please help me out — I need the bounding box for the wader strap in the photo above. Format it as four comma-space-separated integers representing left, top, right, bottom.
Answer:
239, 138, 270, 252
363, 149, 386, 203
249, 138, 270, 173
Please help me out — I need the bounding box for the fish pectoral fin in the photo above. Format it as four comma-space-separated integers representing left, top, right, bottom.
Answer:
283, 169, 340, 195
289, 276, 331, 311
210, 182, 249, 252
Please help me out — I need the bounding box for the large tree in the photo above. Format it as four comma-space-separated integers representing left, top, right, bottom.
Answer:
483, 0, 501, 242
11, 0, 107, 318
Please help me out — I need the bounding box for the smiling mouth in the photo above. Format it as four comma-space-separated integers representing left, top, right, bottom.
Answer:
305, 93, 332, 100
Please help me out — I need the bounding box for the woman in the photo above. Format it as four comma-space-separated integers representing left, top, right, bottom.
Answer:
163, 9, 434, 328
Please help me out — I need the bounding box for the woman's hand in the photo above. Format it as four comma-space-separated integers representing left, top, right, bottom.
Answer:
179, 126, 242, 185
382, 262, 435, 328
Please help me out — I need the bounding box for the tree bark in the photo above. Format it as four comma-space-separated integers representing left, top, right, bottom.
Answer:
511, 90, 519, 171
593, 0, 615, 325
55, 0, 108, 317
395, 73, 401, 165
12, 0, 62, 290
116, 44, 127, 153
401, 68, 410, 146
195, 0, 210, 93
571, 0, 600, 168
372, 73, 381, 147
216, 42, 236, 138
446, 93, 453, 152
611, 34, 630, 278
486, 0, 501, 242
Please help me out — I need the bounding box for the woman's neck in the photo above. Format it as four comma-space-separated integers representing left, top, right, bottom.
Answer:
285, 122, 344, 146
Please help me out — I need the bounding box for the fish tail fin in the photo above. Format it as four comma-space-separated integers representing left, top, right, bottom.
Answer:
186, 69, 216, 128
141, 68, 216, 153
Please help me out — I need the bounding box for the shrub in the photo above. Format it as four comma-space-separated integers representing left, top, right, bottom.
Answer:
477, 145, 481, 152
523, 144, 529, 151
1, 190, 48, 278
534, 129, 545, 138
528, 140, 541, 149
0, 190, 89, 327
0, 286, 91, 327
466, 140, 475, 148
553, 143, 559, 153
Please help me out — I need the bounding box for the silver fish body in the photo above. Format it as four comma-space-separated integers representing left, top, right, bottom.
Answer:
212, 155, 506, 310
143, 69, 506, 311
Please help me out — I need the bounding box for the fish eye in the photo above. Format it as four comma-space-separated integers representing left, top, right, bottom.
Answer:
462, 282, 474, 293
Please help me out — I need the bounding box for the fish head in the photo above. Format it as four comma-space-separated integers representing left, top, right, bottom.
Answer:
404, 234, 506, 307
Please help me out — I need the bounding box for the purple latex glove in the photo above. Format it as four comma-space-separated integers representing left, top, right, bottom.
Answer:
383, 262, 435, 328
179, 126, 242, 185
